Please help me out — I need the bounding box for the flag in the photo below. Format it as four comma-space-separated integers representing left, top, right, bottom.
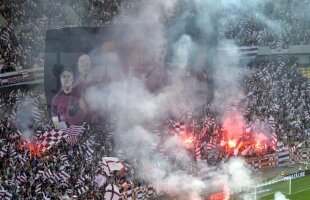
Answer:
60, 179, 70, 188
77, 186, 89, 195
16, 173, 27, 184
35, 130, 44, 139
18, 156, 27, 166
60, 155, 68, 163
134, 186, 146, 200
0, 189, 12, 200
35, 170, 45, 180
43, 170, 56, 183
62, 125, 85, 135
241, 146, 252, 156
93, 174, 107, 188
104, 184, 120, 200
0, 145, 8, 157
37, 129, 66, 152
57, 171, 70, 182
172, 121, 186, 135
63, 125, 85, 145
101, 157, 125, 176
82, 144, 94, 158
125, 189, 134, 200
203, 118, 215, 128
207, 142, 216, 150
268, 116, 276, 129
76, 175, 89, 186
289, 146, 296, 153
145, 185, 157, 199
35, 183, 42, 193
9, 131, 20, 140
9, 148, 19, 159
195, 146, 201, 161
271, 132, 277, 147
31, 105, 43, 123
64, 135, 78, 146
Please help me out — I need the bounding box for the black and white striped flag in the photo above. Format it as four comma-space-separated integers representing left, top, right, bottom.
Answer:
77, 185, 89, 195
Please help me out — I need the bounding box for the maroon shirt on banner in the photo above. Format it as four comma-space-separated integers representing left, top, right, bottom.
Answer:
51, 87, 86, 125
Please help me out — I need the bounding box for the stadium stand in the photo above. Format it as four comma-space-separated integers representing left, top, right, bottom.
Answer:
1, 0, 310, 199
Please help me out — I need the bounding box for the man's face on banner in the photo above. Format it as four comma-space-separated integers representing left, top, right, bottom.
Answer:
60, 70, 73, 93
78, 55, 91, 81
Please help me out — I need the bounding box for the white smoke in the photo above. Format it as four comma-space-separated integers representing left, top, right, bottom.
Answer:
13, 96, 42, 141
275, 192, 290, 200
82, 0, 291, 198
171, 34, 195, 69
211, 40, 249, 117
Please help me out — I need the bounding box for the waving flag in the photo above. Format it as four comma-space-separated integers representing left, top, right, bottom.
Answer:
104, 184, 120, 200
76, 175, 90, 186
268, 116, 276, 129
134, 186, 146, 200
241, 146, 252, 156
207, 139, 217, 150
0, 188, 12, 200
60, 155, 68, 163
77, 186, 89, 196
63, 125, 85, 146
93, 174, 107, 188
145, 185, 157, 199
37, 129, 66, 152
101, 157, 125, 176
16, 173, 27, 184
0, 145, 8, 157
35, 184, 42, 193
195, 145, 201, 161
271, 132, 277, 149
172, 121, 186, 135
57, 171, 70, 182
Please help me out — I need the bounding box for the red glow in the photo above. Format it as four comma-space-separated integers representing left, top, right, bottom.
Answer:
228, 140, 236, 148
185, 136, 194, 144
236, 141, 243, 150
207, 192, 225, 200
29, 144, 41, 158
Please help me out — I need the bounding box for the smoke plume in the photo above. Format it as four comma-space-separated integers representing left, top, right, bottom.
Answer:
83, 0, 291, 198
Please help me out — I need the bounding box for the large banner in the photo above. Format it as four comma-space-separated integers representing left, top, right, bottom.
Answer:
45, 27, 125, 126
45, 26, 170, 126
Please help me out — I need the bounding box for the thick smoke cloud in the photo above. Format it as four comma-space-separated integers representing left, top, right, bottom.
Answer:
13, 96, 43, 141
83, 0, 289, 198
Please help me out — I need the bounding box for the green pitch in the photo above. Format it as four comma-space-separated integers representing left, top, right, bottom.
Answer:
260, 175, 310, 200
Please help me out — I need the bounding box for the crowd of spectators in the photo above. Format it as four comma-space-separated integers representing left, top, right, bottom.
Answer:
245, 56, 310, 144
0, 88, 158, 199
0, 0, 310, 198
223, 0, 310, 47
0, 0, 140, 73
1, 0, 310, 73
